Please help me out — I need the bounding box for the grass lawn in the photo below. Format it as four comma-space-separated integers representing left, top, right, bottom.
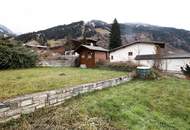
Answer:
1, 77, 190, 130
0, 67, 127, 100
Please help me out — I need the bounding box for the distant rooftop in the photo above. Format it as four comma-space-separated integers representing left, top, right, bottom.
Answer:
25, 44, 48, 49
75, 44, 109, 52
82, 45, 109, 52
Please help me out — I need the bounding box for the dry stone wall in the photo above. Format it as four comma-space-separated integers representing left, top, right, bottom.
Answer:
0, 75, 132, 123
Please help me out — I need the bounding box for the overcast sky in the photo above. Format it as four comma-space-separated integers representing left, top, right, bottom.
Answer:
0, 0, 190, 34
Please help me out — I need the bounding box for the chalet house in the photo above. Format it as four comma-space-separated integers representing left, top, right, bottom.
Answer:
110, 41, 190, 72
75, 44, 109, 68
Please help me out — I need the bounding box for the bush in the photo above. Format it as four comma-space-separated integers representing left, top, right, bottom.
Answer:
135, 68, 162, 80
181, 64, 190, 77
98, 61, 138, 72
0, 41, 38, 69
146, 69, 161, 80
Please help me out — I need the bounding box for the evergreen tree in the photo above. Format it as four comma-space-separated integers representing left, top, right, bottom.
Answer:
109, 18, 122, 49
181, 64, 190, 77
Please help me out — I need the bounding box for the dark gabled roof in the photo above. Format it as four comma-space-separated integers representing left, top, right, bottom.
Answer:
64, 39, 98, 51
135, 54, 190, 60
110, 41, 165, 52
75, 45, 109, 52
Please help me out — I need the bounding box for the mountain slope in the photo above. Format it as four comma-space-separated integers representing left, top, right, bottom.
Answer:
120, 23, 190, 52
16, 20, 190, 52
0, 24, 14, 37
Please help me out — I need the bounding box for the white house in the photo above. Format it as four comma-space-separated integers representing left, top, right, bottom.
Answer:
135, 54, 190, 72
110, 41, 165, 63
110, 41, 190, 72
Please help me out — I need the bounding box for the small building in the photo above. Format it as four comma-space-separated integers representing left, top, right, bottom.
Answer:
75, 44, 109, 68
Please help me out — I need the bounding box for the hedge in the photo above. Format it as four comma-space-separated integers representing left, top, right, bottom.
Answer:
0, 43, 38, 69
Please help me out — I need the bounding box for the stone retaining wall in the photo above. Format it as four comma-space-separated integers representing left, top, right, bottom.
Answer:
0, 75, 132, 123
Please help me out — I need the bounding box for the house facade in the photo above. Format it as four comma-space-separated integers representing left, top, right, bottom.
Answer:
136, 54, 190, 72
110, 41, 165, 63
75, 44, 109, 68
110, 41, 190, 72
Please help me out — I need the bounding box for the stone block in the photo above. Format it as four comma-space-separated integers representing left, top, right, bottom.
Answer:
0, 102, 10, 113
53, 101, 64, 106
36, 103, 46, 109
33, 94, 47, 101
72, 87, 83, 95
81, 87, 88, 92
63, 95, 72, 100
0, 114, 20, 123
20, 99, 33, 107
0, 112, 5, 118
22, 106, 35, 114
11, 114, 21, 119
6, 102, 19, 109
63, 91, 72, 97
111, 80, 116, 86
56, 89, 64, 94
48, 90, 57, 96
33, 99, 46, 105
96, 82, 103, 87
49, 98, 57, 105
57, 94, 65, 102
48, 94, 58, 100
5, 108, 21, 117
0, 117, 12, 123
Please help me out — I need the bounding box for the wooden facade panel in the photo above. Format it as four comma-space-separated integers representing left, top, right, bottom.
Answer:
50, 46, 65, 54
95, 51, 109, 63
79, 50, 95, 68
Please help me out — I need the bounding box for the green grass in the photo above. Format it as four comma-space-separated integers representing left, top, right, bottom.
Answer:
0, 67, 127, 100
1, 77, 190, 130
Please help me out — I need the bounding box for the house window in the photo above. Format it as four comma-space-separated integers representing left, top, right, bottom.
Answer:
81, 53, 85, 58
88, 52, 93, 59
111, 55, 114, 60
128, 52, 133, 56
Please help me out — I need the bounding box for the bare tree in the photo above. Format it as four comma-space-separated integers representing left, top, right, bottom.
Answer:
153, 45, 163, 70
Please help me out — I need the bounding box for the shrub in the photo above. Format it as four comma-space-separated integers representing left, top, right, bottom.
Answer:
135, 68, 162, 80
0, 41, 38, 69
181, 64, 190, 77
98, 61, 138, 72
146, 69, 161, 80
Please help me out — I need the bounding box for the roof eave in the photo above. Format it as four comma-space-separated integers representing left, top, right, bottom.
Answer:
110, 41, 165, 52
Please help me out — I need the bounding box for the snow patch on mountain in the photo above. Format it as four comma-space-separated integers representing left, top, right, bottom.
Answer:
0, 24, 14, 34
